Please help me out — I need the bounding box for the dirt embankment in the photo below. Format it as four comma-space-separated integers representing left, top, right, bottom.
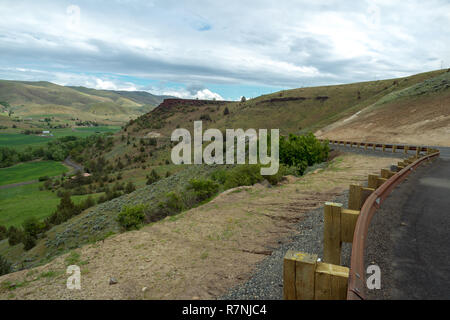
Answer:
0, 153, 400, 300
317, 86, 450, 147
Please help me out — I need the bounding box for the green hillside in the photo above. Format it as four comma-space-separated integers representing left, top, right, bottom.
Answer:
0, 80, 170, 125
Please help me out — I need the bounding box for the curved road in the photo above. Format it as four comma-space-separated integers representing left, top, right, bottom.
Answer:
331, 142, 450, 299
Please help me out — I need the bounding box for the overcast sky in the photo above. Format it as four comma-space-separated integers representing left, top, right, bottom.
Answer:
0, 0, 449, 100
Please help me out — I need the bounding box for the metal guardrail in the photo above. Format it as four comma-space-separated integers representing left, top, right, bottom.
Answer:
320, 139, 440, 299
346, 150, 440, 299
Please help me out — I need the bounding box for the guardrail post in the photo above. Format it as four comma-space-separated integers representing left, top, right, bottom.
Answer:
283, 251, 318, 300
368, 174, 379, 189
372, 144, 376, 151
382, 144, 386, 152
392, 145, 397, 153
283, 252, 349, 300
315, 263, 349, 300
404, 146, 409, 154
324, 202, 342, 265
364, 143, 368, 150
349, 184, 374, 211
381, 169, 395, 179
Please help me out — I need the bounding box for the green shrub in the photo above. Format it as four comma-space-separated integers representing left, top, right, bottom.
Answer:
211, 169, 228, 185
279, 132, 329, 175
22, 217, 43, 238
224, 165, 264, 189
0, 225, 6, 241
146, 169, 160, 185
116, 205, 146, 230
23, 234, 37, 251
188, 179, 219, 202
125, 182, 136, 194
264, 165, 287, 185
146, 192, 185, 222
0, 255, 12, 276
7, 226, 24, 246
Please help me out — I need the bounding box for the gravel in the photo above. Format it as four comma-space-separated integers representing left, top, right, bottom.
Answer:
221, 191, 352, 300
221, 146, 406, 300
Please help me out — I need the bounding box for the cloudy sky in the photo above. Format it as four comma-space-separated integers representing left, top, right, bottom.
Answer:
0, 0, 449, 100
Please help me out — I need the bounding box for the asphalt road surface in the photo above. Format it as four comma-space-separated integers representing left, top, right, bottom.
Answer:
365, 157, 450, 299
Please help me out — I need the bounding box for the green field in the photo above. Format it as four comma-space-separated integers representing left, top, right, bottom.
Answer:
0, 126, 120, 150
0, 161, 68, 186
0, 182, 103, 227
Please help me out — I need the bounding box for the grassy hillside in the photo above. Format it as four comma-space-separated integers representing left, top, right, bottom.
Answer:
0, 80, 169, 125
316, 69, 450, 146
1, 68, 448, 278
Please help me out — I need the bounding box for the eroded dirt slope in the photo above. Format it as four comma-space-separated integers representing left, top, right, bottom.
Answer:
317, 71, 450, 146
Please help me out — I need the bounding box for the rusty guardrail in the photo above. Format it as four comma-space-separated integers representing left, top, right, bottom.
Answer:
346, 150, 440, 299
283, 138, 440, 300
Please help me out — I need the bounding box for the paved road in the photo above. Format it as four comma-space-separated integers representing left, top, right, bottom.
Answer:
365, 157, 450, 299
63, 156, 84, 172
328, 141, 450, 160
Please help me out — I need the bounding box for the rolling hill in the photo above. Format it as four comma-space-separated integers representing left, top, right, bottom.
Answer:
316, 70, 450, 146
1, 69, 449, 296
0, 80, 171, 125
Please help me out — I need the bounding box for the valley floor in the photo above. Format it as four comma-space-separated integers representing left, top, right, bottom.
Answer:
0, 153, 400, 300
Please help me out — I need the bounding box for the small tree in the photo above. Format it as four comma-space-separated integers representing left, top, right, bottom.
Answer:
125, 182, 136, 194
0, 255, 12, 276
223, 107, 230, 115
146, 169, 160, 185
240, 96, 246, 102
116, 205, 146, 230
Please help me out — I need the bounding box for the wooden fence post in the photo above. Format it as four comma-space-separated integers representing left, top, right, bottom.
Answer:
392, 145, 397, 153
314, 263, 349, 300
283, 251, 318, 300
323, 202, 342, 265
368, 174, 379, 189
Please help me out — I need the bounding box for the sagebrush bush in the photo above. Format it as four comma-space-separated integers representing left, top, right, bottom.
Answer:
188, 179, 219, 202
146, 192, 185, 222
224, 165, 264, 189
116, 205, 146, 230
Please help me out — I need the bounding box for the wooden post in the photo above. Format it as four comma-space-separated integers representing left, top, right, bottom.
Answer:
283, 251, 297, 300
283, 251, 318, 300
416, 148, 420, 157
368, 174, 379, 189
348, 185, 362, 211
404, 146, 409, 154
377, 177, 388, 188
382, 144, 386, 152
314, 263, 349, 300
341, 209, 360, 243
392, 145, 397, 153
365, 143, 368, 150
323, 202, 342, 265
283, 252, 349, 300
381, 169, 395, 179
372, 144, 376, 151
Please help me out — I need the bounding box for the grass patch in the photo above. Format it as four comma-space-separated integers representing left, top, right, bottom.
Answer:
0, 160, 68, 186
0, 182, 102, 227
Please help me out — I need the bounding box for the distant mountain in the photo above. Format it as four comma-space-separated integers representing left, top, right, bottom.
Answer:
0, 80, 172, 124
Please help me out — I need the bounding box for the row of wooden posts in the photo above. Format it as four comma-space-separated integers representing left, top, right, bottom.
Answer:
283, 145, 438, 300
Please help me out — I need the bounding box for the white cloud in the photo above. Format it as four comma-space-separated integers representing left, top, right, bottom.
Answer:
0, 0, 449, 93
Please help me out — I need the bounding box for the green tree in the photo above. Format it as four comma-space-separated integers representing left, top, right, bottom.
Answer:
0, 255, 12, 276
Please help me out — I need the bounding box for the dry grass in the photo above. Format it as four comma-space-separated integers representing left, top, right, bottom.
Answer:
0, 153, 400, 300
